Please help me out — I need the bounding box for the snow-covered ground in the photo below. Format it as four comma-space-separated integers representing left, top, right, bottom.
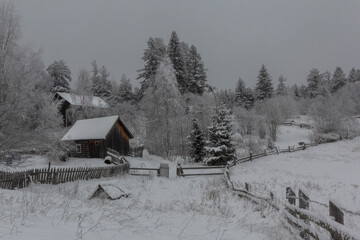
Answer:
230, 137, 360, 232
274, 125, 313, 149
0, 175, 292, 239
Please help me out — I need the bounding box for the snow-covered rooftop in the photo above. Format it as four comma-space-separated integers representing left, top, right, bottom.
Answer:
56, 92, 109, 108
61, 115, 133, 141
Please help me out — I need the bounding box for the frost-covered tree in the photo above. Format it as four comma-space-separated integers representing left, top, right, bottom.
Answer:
75, 68, 92, 95
188, 117, 205, 162
91, 61, 112, 99
348, 68, 357, 83
257, 96, 297, 141
204, 105, 235, 166
255, 65, 273, 101
47, 60, 72, 92
306, 68, 321, 98
331, 67, 346, 93
187, 45, 207, 94
168, 31, 188, 94
0, 2, 62, 150
276, 75, 286, 96
137, 37, 166, 98
141, 54, 185, 156
118, 74, 133, 102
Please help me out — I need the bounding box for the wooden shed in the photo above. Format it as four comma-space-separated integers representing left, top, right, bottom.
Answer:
54, 92, 109, 127
61, 115, 134, 158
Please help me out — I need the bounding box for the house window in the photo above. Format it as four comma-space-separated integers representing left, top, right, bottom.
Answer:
95, 140, 100, 146
76, 144, 82, 153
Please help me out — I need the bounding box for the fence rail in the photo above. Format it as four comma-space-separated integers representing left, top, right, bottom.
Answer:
224, 166, 360, 240
0, 163, 129, 190
177, 164, 224, 177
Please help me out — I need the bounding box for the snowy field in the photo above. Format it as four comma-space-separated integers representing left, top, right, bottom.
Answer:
230, 137, 360, 232
274, 125, 313, 149
0, 175, 293, 240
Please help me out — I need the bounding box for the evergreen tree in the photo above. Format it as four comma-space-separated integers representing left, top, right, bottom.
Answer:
118, 74, 133, 102
255, 64, 273, 101
235, 78, 254, 109
276, 75, 286, 96
292, 84, 300, 98
187, 45, 207, 94
348, 68, 357, 83
47, 60, 72, 92
331, 67, 346, 93
243, 88, 255, 109
137, 37, 166, 98
188, 117, 205, 162
90, 60, 101, 95
306, 68, 321, 98
168, 31, 188, 93
204, 105, 235, 166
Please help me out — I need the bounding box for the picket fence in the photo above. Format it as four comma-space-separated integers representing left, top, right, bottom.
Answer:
0, 163, 129, 190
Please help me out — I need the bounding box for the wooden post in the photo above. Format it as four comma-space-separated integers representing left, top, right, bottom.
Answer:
177, 163, 184, 177
264, 149, 267, 156
299, 189, 310, 240
270, 192, 274, 201
288, 146, 291, 152
249, 151, 253, 161
286, 187, 296, 205
329, 200, 344, 240
245, 182, 250, 192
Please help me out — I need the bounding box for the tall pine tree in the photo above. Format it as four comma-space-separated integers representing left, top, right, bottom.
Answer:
168, 31, 188, 94
204, 105, 235, 166
47, 60, 72, 93
306, 68, 321, 98
276, 75, 286, 96
137, 37, 166, 98
255, 65, 273, 101
188, 117, 205, 162
118, 74, 133, 102
187, 45, 207, 94
331, 67, 346, 93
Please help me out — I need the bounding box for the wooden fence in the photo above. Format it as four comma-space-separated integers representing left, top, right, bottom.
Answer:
177, 164, 224, 177
0, 163, 129, 190
223, 166, 360, 240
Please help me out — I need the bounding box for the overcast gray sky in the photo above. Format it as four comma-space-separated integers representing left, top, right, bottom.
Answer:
13, 0, 360, 90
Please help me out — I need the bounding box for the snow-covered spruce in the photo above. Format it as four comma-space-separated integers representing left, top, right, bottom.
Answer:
188, 117, 206, 162
204, 105, 235, 166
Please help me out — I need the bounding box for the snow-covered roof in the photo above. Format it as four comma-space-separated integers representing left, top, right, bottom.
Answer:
61, 115, 133, 141
56, 92, 109, 108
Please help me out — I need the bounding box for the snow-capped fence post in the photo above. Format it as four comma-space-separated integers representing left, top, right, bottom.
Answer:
264, 149, 267, 156
299, 189, 310, 240
176, 163, 184, 177
329, 201, 344, 240
249, 151, 253, 161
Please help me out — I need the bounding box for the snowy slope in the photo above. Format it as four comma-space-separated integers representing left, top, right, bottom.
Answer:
230, 137, 360, 232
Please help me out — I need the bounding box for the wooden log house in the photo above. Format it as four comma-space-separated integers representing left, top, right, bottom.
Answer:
61, 116, 134, 158
54, 92, 109, 127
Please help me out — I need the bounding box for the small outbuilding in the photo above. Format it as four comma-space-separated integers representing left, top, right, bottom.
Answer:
61, 115, 134, 158
55, 92, 109, 127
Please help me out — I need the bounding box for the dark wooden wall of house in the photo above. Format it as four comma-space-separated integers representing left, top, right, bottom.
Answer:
105, 121, 130, 155
73, 140, 89, 158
